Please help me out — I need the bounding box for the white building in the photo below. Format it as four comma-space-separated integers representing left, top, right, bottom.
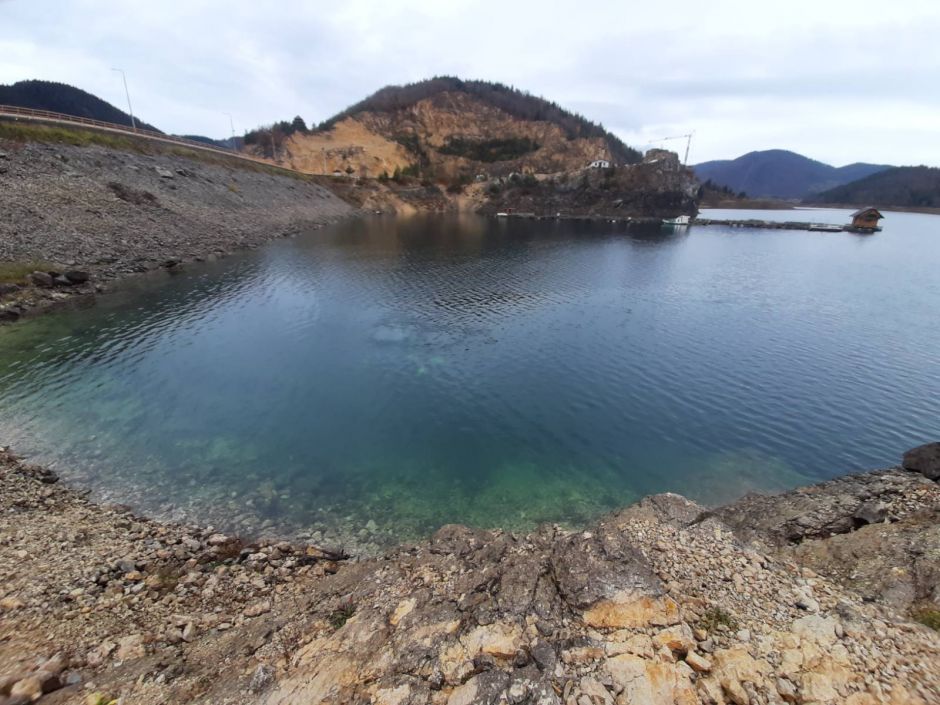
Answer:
588, 159, 611, 169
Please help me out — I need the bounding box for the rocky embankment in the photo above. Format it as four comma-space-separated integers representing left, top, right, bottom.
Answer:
1, 445, 938, 705
0, 139, 353, 321
478, 150, 699, 220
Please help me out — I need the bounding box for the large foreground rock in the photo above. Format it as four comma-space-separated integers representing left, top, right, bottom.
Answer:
903, 442, 940, 481
712, 451, 940, 617
1, 448, 938, 704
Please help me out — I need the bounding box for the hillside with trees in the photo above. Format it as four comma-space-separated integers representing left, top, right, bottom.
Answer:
316, 77, 640, 164
805, 166, 940, 208
693, 150, 889, 199
0, 79, 162, 133
243, 77, 641, 178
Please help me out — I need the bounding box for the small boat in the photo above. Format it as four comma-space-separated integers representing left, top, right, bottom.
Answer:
662, 215, 691, 226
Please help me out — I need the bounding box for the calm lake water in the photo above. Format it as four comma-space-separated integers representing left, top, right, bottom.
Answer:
1, 209, 939, 550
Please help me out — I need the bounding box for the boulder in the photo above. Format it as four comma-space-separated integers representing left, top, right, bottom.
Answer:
29, 271, 54, 288
244, 600, 271, 618
652, 624, 695, 654
0, 675, 19, 695
116, 633, 146, 661
248, 664, 274, 693
713, 469, 934, 546
605, 654, 697, 705
853, 500, 887, 526
551, 529, 661, 610
0, 283, 20, 297
64, 270, 90, 284
10, 670, 61, 700
155, 166, 174, 178
902, 442, 940, 481
38, 654, 66, 677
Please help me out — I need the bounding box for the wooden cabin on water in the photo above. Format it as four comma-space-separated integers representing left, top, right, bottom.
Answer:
849, 207, 884, 232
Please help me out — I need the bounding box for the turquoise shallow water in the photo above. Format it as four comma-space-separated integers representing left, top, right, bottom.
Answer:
1, 211, 939, 550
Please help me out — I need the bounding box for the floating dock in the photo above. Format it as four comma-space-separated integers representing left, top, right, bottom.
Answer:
691, 218, 880, 233
492, 212, 881, 233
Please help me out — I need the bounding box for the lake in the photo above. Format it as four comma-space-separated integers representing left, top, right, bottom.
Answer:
1, 209, 938, 551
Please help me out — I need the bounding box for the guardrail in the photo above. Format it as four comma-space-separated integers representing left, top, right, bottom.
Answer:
0, 104, 303, 175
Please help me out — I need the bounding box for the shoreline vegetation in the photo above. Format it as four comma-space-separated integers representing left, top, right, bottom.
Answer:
2, 130, 939, 704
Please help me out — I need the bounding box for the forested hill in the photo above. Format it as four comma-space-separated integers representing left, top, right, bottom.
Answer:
0, 80, 162, 133
805, 166, 940, 208
317, 77, 641, 165
693, 149, 889, 199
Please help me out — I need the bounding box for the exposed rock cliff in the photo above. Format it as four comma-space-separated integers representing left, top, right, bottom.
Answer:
479, 150, 698, 219
254, 79, 639, 183
279, 91, 618, 182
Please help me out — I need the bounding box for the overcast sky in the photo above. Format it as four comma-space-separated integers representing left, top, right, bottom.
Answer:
2, 0, 939, 166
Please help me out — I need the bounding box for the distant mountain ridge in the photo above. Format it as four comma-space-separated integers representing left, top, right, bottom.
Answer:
693, 150, 890, 199
806, 166, 940, 208
0, 79, 162, 133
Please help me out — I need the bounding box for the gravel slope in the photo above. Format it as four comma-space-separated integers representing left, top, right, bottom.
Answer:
0, 139, 353, 320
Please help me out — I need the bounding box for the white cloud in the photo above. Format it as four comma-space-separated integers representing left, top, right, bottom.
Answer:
1, 0, 938, 165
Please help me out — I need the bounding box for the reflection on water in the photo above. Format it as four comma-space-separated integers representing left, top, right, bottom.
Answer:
1, 212, 939, 552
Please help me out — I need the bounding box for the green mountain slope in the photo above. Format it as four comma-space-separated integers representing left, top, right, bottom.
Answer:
693, 150, 889, 199
806, 166, 940, 208
0, 79, 162, 133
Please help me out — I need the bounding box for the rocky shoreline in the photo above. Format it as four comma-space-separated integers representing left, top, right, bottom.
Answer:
1, 444, 938, 704
2, 136, 939, 704
0, 139, 354, 322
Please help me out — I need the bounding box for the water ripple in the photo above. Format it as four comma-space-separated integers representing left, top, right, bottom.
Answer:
1, 212, 939, 543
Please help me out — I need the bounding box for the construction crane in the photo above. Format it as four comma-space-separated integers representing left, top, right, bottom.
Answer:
645, 132, 694, 166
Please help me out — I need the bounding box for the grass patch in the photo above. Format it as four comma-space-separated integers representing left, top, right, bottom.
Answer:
914, 609, 940, 631
329, 597, 356, 630
698, 606, 738, 634
85, 694, 118, 705
0, 121, 146, 152
152, 563, 184, 594
0, 261, 56, 284
0, 120, 314, 182
438, 136, 540, 162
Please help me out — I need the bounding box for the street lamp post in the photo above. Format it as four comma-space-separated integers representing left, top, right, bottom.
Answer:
223, 112, 237, 152
111, 68, 136, 132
